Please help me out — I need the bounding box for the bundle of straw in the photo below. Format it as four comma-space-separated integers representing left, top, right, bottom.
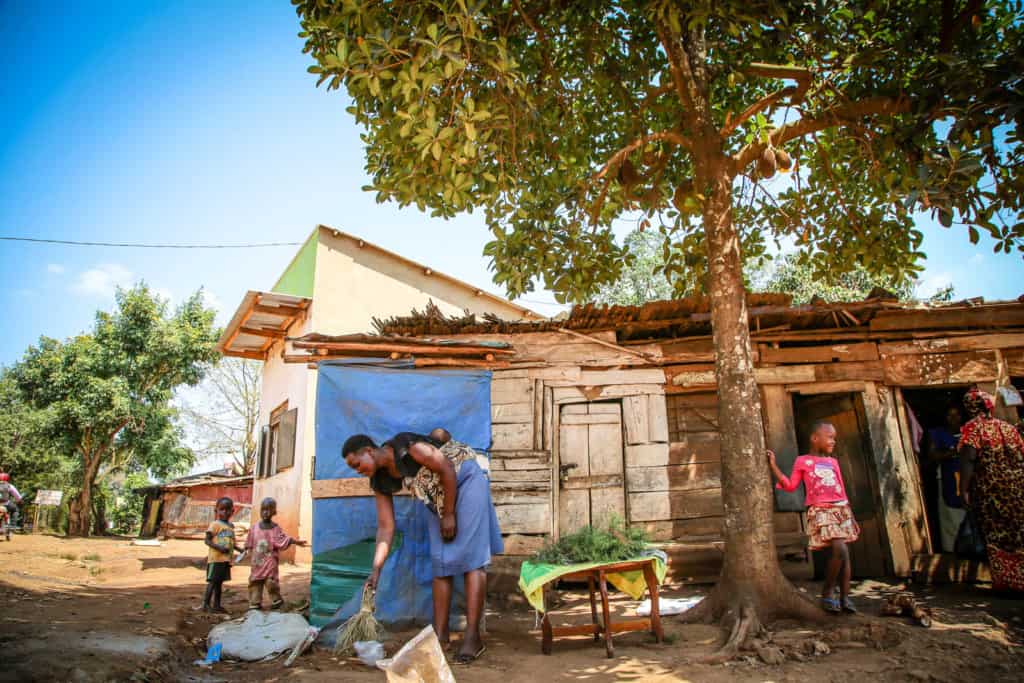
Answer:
333, 587, 385, 656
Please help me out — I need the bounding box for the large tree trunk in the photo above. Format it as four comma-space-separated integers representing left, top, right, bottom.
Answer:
682, 165, 822, 658
67, 452, 102, 536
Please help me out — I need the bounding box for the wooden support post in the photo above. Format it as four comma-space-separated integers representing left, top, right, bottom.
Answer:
33, 505, 40, 534
541, 613, 553, 655
598, 570, 613, 658
643, 563, 663, 643
588, 575, 599, 642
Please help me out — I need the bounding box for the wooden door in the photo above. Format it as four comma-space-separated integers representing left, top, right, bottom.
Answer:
558, 403, 626, 536
793, 393, 889, 577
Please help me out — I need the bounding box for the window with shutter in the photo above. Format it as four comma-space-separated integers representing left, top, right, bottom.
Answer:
276, 408, 298, 472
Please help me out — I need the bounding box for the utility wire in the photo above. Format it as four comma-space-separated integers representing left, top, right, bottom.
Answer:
0, 236, 302, 249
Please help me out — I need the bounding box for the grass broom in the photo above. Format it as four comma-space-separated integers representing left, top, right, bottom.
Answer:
333, 586, 385, 656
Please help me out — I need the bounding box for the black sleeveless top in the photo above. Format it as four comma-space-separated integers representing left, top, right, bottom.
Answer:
369, 432, 439, 495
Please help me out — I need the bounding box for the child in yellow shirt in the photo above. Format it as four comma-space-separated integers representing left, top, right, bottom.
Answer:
202, 497, 243, 613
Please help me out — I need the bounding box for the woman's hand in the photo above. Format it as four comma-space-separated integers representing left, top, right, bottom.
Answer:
366, 567, 381, 590
441, 512, 457, 542
766, 449, 776, 466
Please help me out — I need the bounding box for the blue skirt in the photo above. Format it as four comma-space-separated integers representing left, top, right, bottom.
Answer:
425, 459, 504, 577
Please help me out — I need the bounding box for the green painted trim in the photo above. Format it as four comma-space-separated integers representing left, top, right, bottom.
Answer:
272, 229, 318, 298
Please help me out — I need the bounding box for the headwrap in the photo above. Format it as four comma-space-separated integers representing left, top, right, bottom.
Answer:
963, 388, 995, 418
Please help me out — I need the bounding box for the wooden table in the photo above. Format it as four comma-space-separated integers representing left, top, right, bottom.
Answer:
538, 558, 663, 658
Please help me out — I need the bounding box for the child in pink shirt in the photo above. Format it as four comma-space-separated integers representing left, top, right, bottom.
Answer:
768, 421, 860, 614
245, 497, 307, 610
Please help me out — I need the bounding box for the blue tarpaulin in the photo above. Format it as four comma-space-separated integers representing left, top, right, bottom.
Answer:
310, 361, 491, 627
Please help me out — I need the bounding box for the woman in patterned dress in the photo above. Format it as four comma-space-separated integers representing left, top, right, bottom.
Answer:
342, 431, 503, 663
958, 388, 1024, 592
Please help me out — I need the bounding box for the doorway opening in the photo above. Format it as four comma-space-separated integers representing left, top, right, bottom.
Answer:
901, 387, 970, 555
792, 392, 888, 578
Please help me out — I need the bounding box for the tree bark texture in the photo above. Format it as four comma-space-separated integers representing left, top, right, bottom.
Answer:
680, 165, 824, 653
67, 452, 102, 536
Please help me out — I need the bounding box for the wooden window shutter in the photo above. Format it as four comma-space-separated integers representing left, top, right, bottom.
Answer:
276, 408, 298, 472
256, 426, 269, 478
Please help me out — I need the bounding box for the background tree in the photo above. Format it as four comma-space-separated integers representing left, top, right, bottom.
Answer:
177, 357, 262, 474
10, 285, 219, 536
296, 0, 1024, 648
0, 370, 76, 506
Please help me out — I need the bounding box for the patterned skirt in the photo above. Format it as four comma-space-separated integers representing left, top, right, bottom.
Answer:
806, 503, 861, 550
988, 545, 1024, 593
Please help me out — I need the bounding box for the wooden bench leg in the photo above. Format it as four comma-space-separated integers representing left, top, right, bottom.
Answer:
541, 612, 552, 655
643, 563, 663, 643
598, 570, 614, 658
588, 575, 600, 641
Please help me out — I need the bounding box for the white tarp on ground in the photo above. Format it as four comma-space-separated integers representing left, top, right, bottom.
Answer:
208, 610, 310, 661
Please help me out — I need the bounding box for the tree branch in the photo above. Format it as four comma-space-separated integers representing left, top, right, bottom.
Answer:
721, 86, 797, 137
734, 95, 911, 170
587, 129, 690, 225
742, 62, 813, 82
655, 24, 699, 127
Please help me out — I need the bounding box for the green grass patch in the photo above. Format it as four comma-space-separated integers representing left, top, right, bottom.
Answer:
59, 552, 78, 561
83, 553, 101, 562
533, 517, 649, 565
88, 565, 103, 577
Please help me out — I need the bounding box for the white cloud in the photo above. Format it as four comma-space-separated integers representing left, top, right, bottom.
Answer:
153, 287, 175, 305
72, 263, 134, 298
47, 263, 65, 275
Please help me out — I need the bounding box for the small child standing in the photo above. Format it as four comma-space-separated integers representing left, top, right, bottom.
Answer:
767, 421, 861, 614
245, 497, 307, 610
203, 497, 242, 613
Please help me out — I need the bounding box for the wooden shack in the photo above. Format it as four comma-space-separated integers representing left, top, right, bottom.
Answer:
285, 295, 1024, 584
139, 471, 254, 540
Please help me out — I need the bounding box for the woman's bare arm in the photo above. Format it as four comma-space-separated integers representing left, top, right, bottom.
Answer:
408, 441, 459, 540
368, 492, 396, 588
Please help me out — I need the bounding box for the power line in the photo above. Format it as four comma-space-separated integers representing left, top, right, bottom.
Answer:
0, 236, 302, 249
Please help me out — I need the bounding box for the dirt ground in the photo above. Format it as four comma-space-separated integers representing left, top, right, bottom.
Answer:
1, 534, 1022, 682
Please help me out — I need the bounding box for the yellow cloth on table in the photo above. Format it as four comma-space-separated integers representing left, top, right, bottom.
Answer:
517, 555, 668, 613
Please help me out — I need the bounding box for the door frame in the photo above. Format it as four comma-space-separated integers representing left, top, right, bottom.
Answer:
781, 380, 924, 576
551, 398, 628, 540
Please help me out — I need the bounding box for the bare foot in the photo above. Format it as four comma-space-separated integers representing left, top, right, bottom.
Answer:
456, 632, 484, 664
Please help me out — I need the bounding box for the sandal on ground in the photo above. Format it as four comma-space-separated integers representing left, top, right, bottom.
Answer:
842, 598, 858, 614
455, 645, 486, 665
821, 597, 841, 613
270, 600, 285, 610
210, 606, 228, 614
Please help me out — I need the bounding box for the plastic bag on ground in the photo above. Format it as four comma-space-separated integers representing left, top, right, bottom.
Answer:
208, 610, 310, 661
354, 640, 386, 666
636, 596, 703, 616
376, 625, 455, 683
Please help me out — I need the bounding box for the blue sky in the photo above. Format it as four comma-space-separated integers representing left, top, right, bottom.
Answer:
1, 1, 1022, 367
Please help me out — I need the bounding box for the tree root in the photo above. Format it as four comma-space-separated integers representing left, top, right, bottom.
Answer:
701, 604, 764, 664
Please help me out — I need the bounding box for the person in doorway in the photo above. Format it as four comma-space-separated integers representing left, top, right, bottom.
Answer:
342, 432, 503, 664
245, 497, 308, 610
926, 405, 966, 553
201, 497, 243, 613
767, 422, 861, 614
958, 388, 1024, 592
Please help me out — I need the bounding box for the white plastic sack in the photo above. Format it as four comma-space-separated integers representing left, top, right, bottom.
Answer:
376, 625, 455, 683
208, 610, 310, 661
354, 640, 386, 667
636, 596, 703, 616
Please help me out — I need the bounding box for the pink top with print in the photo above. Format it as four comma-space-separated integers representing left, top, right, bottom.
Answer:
244, 523, 294, 582
775, 455, 849, 506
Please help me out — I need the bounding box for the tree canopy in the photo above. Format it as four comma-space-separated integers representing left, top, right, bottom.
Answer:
9, 285, 220, 535
297, 0, 1023, 303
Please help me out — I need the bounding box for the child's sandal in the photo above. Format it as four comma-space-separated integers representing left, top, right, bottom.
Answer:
842, 598, 858, 614
270, 600, 285, 610
821, 597, 841, 613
